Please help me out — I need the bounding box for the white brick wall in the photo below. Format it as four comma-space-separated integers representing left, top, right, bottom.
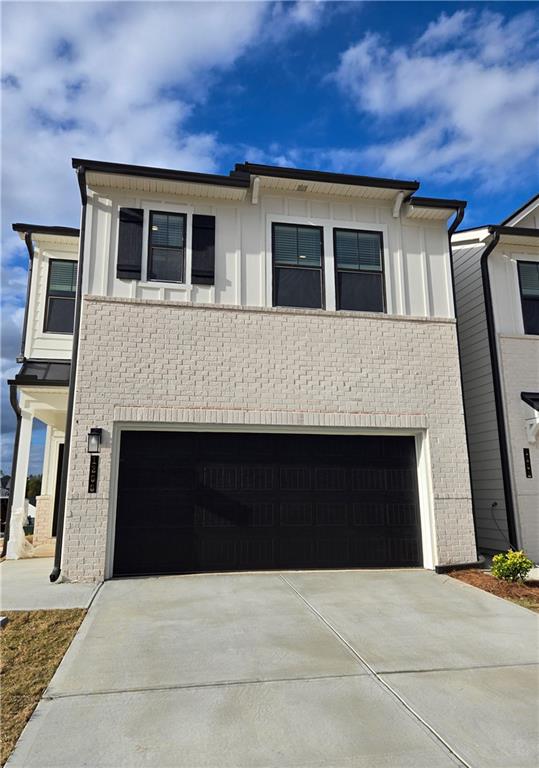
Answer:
61, 296, 477, 581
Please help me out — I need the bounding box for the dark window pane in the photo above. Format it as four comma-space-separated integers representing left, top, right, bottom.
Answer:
148, 211, 186, 282
46, 297, 75, 333
49, 260, 77, 293
192, 226, 214, 279
274, 224, 321, 267
335, 229, 382, 271
150, 213, 184, 248
274, 225, 298, 266
274, 267, 322, 308
45, 259, 77, 333
522, 299, 539, 335
519, 262, 539, 297
518, 262, 539, 334
337, 272, 384, 312
149, 248, 183, 282
297, 227, 322, 267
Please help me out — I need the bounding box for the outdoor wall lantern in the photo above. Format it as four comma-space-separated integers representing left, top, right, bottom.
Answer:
87, 428, 103, 454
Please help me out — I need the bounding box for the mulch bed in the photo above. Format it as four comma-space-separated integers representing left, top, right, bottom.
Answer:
0, 609, 86, 765
448, 569, 539, 613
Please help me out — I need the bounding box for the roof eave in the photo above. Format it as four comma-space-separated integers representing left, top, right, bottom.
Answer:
12, 223, 80, 238
232, 162, 420, 192
72, 158, 250, 189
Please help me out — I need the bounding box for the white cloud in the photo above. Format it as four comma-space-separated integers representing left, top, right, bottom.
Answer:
0, 0, 330, 470
331, 9, 539, 186
416, 11, 472, 50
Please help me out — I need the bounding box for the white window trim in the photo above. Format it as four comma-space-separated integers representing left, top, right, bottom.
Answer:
136, 200, 194, 288
265, 213, 390, 313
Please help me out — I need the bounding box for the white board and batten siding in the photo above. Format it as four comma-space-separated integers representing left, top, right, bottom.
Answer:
82, 188, 456, 320
24, 237, 79, 362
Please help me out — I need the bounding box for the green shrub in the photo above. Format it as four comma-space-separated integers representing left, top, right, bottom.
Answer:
491, 550, 534, 582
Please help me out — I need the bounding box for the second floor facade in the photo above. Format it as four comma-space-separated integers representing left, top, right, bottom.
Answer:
76, 160, 462, 322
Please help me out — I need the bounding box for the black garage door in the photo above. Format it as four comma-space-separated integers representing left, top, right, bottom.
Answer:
113, 431, 422, 576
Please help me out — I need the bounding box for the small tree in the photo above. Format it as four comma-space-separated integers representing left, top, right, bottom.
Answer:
491, 550, 534, 582
26, 475, 42, 501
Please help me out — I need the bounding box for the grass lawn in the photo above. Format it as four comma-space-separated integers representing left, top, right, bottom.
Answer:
0, 609, 86, 766
449, 569, 539, 613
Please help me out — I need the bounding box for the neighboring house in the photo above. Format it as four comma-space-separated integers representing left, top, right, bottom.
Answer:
6, 159, 478, 582
452, 196, 539, 563
4, 226, 78, 554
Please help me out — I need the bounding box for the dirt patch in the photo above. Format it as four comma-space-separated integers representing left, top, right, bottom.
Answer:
449, 569, 539, 613
0, 609, 85, 766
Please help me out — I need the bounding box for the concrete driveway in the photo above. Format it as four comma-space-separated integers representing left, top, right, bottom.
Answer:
7, 570, 539, 767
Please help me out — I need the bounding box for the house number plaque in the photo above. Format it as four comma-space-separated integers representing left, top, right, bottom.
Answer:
88, 455, 99, 493
523, 448, 533, 479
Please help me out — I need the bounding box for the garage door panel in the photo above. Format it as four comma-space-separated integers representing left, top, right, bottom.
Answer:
114, 431, 422, 576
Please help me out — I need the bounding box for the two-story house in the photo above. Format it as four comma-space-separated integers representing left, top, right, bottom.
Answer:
5, 160, 478, 582
452, 196, 539, 563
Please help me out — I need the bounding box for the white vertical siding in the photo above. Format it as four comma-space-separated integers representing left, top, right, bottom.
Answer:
84, 187, 456, 320
25, 240, 78, 361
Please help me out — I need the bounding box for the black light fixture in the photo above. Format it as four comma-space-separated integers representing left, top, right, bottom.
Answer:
87, 428, 102, 454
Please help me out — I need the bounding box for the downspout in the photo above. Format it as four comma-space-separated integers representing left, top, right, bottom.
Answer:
50, 165, 87, 582
480, 228, 518, 549
1, 385, 22, 558
445, 203, 481, 564
17, 232, 35, 363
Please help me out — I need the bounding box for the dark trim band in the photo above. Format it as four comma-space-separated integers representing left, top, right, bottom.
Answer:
72, 158, 250, 189
409, 196, 467, 210
12, 223, 80, 237
233, 162, 420, 191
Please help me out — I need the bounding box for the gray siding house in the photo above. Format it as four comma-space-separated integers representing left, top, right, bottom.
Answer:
452, 195, 539, 561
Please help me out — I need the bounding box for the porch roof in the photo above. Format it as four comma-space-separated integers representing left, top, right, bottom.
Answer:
8, 360, 71, 387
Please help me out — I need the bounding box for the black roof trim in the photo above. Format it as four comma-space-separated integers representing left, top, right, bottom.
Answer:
455, 224, 539, 237
408, 196, 466, 210
489, 225, 539, 238
72, 158, 250, 189
8, 360, 71, 387
12, 223, 79, 237
501, 193, 539, 225
521, 392, 539, 412
232, 162, 420, 191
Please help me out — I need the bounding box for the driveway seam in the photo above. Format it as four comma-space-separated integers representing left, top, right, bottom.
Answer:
44, 671, 368, 701
379, 661, 539, 675
279, 574, 472, 768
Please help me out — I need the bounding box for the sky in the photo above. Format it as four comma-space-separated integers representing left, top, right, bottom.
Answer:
1, 0, 538, 474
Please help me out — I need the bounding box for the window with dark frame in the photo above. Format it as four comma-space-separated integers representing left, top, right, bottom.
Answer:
518, 261, 539, 335
272, 223, 323, 309
148, 211, 186, 282
334, 228, 384, 313
44, 259, 77, 333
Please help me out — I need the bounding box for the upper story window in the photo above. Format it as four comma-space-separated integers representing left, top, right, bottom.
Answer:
148, 211, 186, 282
334, 229, 384, 312
272, 223, 323, 309
518, 261, 539, 335
44, 259, 77, 334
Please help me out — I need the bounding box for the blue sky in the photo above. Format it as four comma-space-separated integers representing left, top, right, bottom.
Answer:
1, 0, 538, 473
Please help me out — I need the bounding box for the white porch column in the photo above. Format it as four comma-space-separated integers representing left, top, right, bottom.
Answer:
6, 409, 33, 559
